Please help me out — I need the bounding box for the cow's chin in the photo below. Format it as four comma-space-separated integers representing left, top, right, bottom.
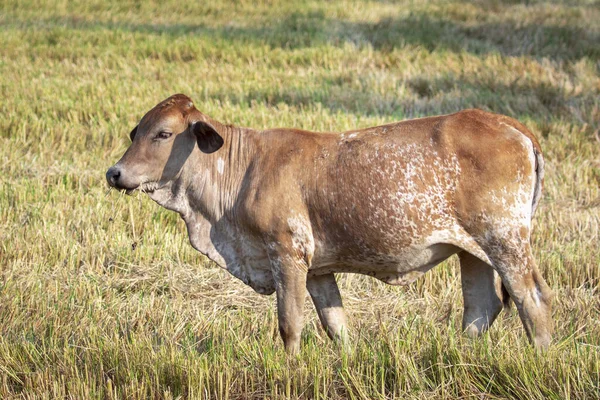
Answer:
111, 181, 140, 195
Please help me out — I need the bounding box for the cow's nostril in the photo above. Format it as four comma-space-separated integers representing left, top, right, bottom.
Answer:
106, 167, 121, 187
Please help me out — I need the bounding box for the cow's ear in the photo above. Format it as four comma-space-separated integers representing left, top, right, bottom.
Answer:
192, 121, 224, 154
129, 125, 138, 142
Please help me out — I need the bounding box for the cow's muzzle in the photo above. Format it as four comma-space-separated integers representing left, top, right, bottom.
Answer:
106, 165, 138, 192
106, 166, 121, 187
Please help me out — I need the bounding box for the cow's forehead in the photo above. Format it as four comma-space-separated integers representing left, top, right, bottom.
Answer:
138, 95, 196, 132
140, 108, 182, 130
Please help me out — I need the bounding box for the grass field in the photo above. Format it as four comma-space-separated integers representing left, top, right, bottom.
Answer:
1, 0, 599, 398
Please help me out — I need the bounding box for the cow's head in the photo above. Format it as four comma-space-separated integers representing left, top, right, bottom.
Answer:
106, 94, 223, 193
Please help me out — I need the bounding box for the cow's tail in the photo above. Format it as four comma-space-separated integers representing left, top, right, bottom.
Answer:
499, 117, 545, 310
530, 143, 545, 217
500, 283, 511, 310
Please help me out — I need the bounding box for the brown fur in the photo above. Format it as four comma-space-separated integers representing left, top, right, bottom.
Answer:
107, 94, 553, 353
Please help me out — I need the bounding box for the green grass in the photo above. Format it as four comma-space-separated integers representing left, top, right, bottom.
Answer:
1, 0, 599, 398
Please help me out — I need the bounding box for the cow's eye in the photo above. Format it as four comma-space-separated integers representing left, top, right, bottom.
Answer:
155, 131, 172, 140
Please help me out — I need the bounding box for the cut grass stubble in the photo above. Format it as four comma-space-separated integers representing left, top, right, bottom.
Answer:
1, 0, 599, 398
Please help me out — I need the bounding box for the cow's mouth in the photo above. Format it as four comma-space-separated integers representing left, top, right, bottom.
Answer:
110, 181, 159, 195
112, 183, 144, 196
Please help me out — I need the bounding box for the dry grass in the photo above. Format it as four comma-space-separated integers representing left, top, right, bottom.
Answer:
1, 0, 599, 398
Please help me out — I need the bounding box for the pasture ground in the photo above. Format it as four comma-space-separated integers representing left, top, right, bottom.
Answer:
1, 0, 599, 398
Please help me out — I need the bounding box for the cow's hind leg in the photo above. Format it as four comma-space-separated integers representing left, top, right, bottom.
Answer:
459, 251, 505, 337
307, 274, 348, 345
484, 241, 553, 348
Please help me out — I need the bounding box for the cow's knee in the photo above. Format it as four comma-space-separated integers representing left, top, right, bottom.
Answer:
459, 252, 504, 337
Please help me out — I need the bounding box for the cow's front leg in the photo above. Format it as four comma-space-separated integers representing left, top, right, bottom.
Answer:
307, 273, 348, 345
268, 249, 308, 354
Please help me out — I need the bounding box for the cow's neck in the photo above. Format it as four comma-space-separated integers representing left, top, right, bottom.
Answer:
148, 122, 256, 263
186, 122, 254, 222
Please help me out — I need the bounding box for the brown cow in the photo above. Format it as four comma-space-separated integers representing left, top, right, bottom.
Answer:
106, 94, 553, 353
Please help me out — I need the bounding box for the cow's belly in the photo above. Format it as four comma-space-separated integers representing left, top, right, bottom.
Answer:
309, 242, 459, 285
